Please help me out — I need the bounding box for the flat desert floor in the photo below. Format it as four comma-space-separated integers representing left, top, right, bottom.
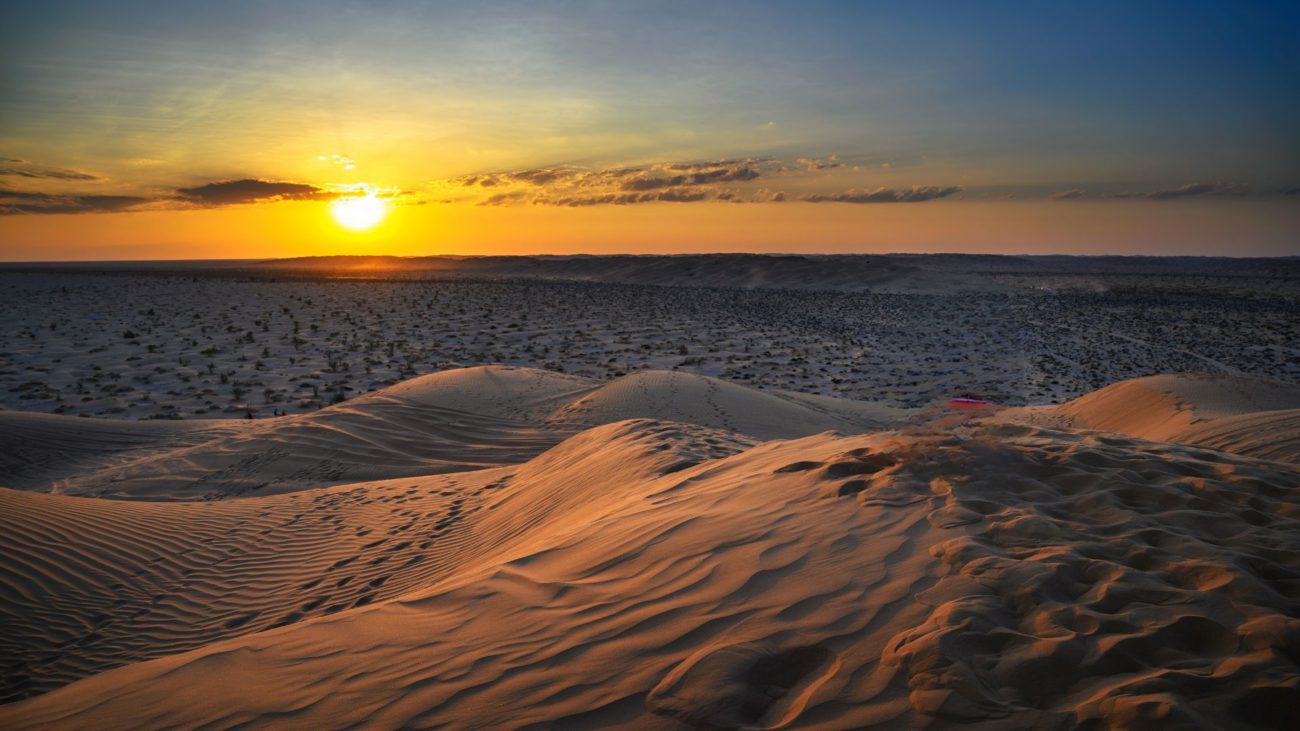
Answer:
1, 256, 1298, 729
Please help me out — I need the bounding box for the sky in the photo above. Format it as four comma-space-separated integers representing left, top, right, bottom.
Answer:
1, 0, 1297, 259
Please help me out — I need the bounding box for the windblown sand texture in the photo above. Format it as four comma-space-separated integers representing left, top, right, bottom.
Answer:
2, 366, 1298, 729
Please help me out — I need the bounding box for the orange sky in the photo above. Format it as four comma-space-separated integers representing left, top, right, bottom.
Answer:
3, 198, 1297, 260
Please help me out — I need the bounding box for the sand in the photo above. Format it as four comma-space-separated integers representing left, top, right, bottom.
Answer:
994, 373, 1300, 463
1, 366, 909, 501
2, 365, 1299, 729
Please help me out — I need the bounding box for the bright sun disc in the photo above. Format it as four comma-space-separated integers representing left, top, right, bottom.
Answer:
330, 194, 387, 231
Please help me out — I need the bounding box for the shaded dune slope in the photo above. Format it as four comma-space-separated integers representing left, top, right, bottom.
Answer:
3, 420, 1299, 729
0, 411, 241, 492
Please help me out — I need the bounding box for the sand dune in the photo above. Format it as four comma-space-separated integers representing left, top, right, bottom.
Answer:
0, 411, 242, 492
1171, 408, 1300, 464
0, 420, 752, 704
4, 366, 910, 500
362, 364, 601, 422
47, 398, 568, 501
548, 370, 908, 439
3, 369, 1299, 728
3, 417, 1297, 729
996, 373, 1300, 462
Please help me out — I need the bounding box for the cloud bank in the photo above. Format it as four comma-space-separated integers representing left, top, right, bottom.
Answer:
1051, 182, 1289, 201
0, 159, 100, 182
447, 157, 970, 207
176, 179, 332, 205
802, 186, 963, 203
1, 174, 348, 215
4, 152, 1293, 215
0, 189, 150, 215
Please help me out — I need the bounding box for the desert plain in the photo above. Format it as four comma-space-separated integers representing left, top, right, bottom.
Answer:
1, 254, 1299, 729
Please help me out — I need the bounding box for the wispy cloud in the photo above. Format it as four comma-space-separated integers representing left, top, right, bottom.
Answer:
1050, 182, 1282, 201
454, 159, 778, 206
802, 186, 963, 203
1135, 182, 1251, 200
0, 158, 100, 182
0, 189, 150, 215
445, 157, 963, 207
1086, 183, 1258, 200
1, 176, 355, 215
795, 155, 843, 171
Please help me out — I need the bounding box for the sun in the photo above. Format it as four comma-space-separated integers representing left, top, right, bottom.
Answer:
330, 194, 387, 231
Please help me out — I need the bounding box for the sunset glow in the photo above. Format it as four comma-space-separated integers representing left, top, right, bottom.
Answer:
0, 2, 1295, 259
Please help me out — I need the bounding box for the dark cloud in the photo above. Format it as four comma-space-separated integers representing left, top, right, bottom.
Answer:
663, 158, 759, 172
0, 159, 100, 181
457, 168, 578, 187
1050, 188, 1084, 200
502, 188, 715, 207
0, 189, 149, 215
1142, 182, 1250, 200
176, 179, 331, 205
448, 157, 960, 207
3, 176, 353, 215
1106, 182, 1253, 200
653, 189, 711, 203
507, 168, 569, 185
622, 175, 688, 191
479, 190, 529, 206
802, 186, 963, 203
621, 164, 760, 191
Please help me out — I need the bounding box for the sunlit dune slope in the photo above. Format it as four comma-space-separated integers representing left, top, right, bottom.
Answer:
0, 420, 751, 704
2, 420, 1297, 729
994, 373, 1300, 462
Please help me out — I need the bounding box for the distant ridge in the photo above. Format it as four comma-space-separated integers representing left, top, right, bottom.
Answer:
4, 254, 1297, 294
